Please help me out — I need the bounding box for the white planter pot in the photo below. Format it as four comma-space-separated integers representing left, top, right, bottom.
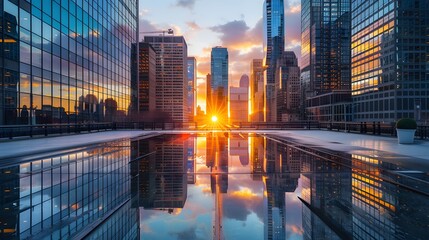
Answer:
396, 129, 416, 144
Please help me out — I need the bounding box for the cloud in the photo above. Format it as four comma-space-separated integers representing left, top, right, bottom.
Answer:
209, 19, 263, 50
172, 226, 200, 240
187, 21, 201, 31
223, 188, 264, 222
176, 0, 197, 9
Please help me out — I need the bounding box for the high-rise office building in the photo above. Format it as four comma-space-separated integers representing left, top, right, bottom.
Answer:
264, 0, 285, 122
230, 75, 249, 123
144, 36, 188, 122
0, 0, 138, 125
276, 51, 301, 122
351, 0, 429, 122
250, 59, 264, 122
209, 47, 228, 120
133, 43, 156, 113
187, 57, 197, 121
301, 0, 352, 121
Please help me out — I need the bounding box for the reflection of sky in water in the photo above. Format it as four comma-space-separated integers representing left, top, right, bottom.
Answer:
139, 135, 304, 239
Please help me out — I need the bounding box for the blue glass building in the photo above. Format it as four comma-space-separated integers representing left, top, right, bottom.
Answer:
187, 57, 196, 120
209, 47, 228, 119
264, 0, 285, 122
0, 0, 138, 125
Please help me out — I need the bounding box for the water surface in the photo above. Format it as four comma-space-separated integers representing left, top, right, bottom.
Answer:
0, 133, 428, 239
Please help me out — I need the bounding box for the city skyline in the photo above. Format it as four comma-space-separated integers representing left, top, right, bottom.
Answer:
139, 0, 301, 111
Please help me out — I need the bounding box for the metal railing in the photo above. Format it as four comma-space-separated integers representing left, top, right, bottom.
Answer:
319, 121, 429, 140
1, 121, 428, 140
0, 123, 114, 139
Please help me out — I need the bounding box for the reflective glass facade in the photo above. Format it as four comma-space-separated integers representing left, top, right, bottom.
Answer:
0, 0, 138, 125
187, 57, 196, 120
0, 140, 139, 239
351, 0, 429, 122
300, 0, 351, 121
209, 47, 228, 118
264, 0, 285, 122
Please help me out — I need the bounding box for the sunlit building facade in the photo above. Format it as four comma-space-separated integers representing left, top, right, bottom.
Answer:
301, 0, 352, 121
264, 0, 285, 122
250, 59, 264, 122
0, 0, 138, 125
230, 75, 249, 123
187, 57, 197, 120
209, 47, 228, 120
144, 36, 188, 122
351, 0, 429, 122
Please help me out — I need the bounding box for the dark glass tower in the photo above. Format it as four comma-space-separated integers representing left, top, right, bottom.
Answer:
264, 0, 285, 122
351, 0, 429, 122
301, 0, 352, 121
0, 0, 138, 125
209, 47, 228, 120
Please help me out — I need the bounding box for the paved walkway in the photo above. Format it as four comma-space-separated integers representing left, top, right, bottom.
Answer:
0, 130, 151, 160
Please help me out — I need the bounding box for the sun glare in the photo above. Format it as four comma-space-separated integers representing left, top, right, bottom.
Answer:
211, 116, 218, 122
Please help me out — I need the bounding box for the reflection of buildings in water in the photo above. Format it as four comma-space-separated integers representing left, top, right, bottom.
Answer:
250, 135, 264, 180
206, 133, 228, 193
206, 133, 229, 240
187, 137, 196, 184
0, 167, 20, 238
299, 148, 429, 239
300, 152, 353, 240
229, 133, 249, 166
132, 135, 188, 211
263, 142, 301, 240
0, 140, 138, 239
350, 154, 429, 239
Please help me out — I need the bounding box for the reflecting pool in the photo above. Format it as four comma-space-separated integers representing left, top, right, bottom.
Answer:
0, 133, 428, 239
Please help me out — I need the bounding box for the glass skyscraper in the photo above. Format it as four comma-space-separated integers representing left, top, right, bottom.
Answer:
0, 0, 138, 125
301, 0, 352, 121
209, 47, 228, 119
351, 0, 429, 122
264, 0, 285, 122
187, 57, 196, 120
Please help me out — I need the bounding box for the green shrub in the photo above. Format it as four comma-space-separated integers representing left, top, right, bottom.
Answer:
396, 118, 417, 129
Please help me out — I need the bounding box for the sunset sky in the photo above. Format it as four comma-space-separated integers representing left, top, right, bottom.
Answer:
139, 0, 301, 111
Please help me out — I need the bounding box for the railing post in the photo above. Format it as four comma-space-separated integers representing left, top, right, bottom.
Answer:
30, 125, 33, 138
44, 124, 48, 136
377, 122, 381, 135
372, 122, 376, 135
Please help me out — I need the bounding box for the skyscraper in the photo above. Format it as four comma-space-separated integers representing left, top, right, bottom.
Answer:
351, 0, 429, 122
301, 0, 352, 121
230, 75, 249, 123
0, 0, 138, 125
264, 0, 285, 122
133, 43, 156, 113
144, 36, 188, 122
209, 47, 228, 120
276, 51, 301, 122
187, 57, 197, 121
250, 59, 264, 122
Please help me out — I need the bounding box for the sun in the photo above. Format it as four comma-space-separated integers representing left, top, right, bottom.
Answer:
211, 116, 218, 122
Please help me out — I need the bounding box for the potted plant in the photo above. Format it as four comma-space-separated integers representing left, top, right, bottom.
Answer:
396, 118, 417, 144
